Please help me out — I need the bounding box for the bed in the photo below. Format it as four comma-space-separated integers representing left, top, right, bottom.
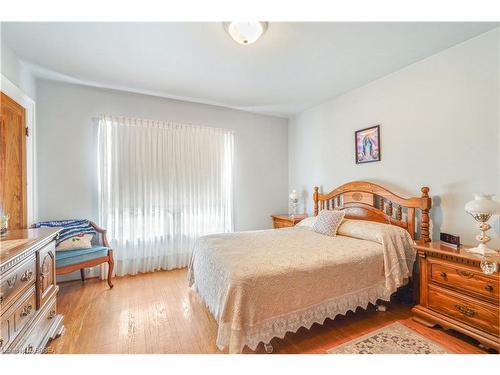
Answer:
187, 181, 432, 353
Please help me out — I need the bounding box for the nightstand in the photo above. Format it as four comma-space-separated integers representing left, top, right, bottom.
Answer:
411, 240, 499, 351
271, 214, 308, 229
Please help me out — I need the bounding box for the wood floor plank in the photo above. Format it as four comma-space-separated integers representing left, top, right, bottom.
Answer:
49, 269, 490, 354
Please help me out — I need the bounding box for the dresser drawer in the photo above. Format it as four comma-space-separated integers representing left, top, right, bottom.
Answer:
0, 257, 36, 310
15, 298, 57, 354
429, 259, 498, 303
30, 298, 57, 353
0, 309, 13, 352
428, 286, 499, 335
0, 286, 36, 353
14, 287, 37, 334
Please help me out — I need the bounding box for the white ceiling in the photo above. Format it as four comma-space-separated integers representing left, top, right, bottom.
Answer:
2, 22, 498, 117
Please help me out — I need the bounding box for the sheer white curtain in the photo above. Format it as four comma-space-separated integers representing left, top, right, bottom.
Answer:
97, 115, 234, 276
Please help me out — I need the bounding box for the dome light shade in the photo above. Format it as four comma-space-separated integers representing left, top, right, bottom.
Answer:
223, 22, 268, 45
464, 194, 500, 214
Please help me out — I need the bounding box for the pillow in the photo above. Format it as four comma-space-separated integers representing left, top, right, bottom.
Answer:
56, 233, 94, 251
295, 216, 318, 228
337, 219, 411, 244
312, 210, 346, 237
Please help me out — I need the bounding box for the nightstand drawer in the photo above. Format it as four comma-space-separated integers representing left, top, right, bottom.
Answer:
428, 286, 499, 335
273, 219, 294, 228
429, 259, 498, 303
271, 214, 307, 229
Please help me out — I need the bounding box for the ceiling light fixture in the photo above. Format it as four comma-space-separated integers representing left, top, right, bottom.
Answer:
223, 22, 268, 45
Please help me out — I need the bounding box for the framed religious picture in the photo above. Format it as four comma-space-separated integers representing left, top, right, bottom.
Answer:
355, 125, 381, 164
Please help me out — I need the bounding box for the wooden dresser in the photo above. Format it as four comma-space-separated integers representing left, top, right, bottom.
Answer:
271, 214, 308, 229
412, 240, 499, 351
0, 228, 64, 354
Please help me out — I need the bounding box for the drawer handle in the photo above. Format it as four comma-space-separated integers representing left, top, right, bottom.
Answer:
439, 272, 447, 279
48, 310, 56, 320
20, 304, 33, 317
0, 337, 3, 348
484, 284, 494, 292
21, 269, 33, 282
457, 270, 474, 278
24, 344, 34, 354
0, 295, 4, 304
454, 304, 476, 317
6, 275, 17, 288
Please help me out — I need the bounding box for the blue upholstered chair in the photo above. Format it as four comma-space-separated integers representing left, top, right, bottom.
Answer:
58, 221, 114, 288
33, 221, 114, 288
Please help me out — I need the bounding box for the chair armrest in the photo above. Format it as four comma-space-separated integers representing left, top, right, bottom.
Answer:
89, 221, 111, 248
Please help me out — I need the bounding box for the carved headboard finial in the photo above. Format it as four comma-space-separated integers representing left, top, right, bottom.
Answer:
313, 186, 319, 216
420, 187, 432, 242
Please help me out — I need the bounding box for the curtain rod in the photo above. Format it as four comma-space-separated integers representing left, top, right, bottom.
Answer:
91, 115, 234, 134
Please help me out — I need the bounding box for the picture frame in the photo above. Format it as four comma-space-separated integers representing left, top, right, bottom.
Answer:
355, 125, 381, 164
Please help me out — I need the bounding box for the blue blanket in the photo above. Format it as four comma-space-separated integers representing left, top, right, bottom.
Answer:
33, 219, 97, 245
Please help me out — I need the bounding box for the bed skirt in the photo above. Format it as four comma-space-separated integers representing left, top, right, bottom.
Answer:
191, 279, 393, 353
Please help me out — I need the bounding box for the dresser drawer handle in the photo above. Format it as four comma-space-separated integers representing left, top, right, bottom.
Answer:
484, 284, 494, 292
0, 337, 3, 348
20, 304, 33, 317
48, 310, 56, 320
6, 275, 17, 288
21, 269, 33, 282
0, 295, 4, 304
454, 304, 475, 317
24, 344, 34, 354
457, 270, 473, 278
439, 271, 447, 279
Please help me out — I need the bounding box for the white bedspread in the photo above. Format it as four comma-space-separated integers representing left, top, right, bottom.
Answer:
187, 220, 415, 353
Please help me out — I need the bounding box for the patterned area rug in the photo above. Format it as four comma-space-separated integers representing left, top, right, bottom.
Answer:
327, 322, 452, 354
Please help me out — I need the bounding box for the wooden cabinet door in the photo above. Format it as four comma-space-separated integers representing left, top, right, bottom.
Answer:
0, 92, 27, 229
37, 242, 57, 309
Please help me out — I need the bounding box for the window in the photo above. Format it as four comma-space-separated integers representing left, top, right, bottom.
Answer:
98, 115, 233, 276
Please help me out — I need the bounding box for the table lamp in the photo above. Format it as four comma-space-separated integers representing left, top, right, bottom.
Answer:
289, 189, 299, 218
464, 193, 500, 255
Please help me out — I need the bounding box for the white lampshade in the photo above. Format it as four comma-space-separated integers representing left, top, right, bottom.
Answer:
464, 194, 500, 215
223, 22, 268, 45
289, 189, 299, 201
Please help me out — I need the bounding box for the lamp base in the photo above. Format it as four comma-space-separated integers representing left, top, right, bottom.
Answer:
466, 243, 497, 256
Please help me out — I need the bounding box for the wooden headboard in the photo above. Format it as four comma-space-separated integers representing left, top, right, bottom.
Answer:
313, 181, 432, 242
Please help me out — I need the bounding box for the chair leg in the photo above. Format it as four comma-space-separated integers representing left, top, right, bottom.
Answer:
80, 268, 85, 282
107, 249, 114, 289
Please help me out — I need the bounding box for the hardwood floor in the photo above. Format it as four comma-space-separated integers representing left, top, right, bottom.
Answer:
50, 269, 490, 354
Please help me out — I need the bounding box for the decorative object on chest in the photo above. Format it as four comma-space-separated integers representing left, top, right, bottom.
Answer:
271, 214, 308, 229
0, 228, 65, 354
412, 240, 499, 352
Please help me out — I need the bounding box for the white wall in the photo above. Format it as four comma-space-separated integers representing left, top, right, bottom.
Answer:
1, 40, 36, 99
36, 80, 289, 231
289, 28, 500, 247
